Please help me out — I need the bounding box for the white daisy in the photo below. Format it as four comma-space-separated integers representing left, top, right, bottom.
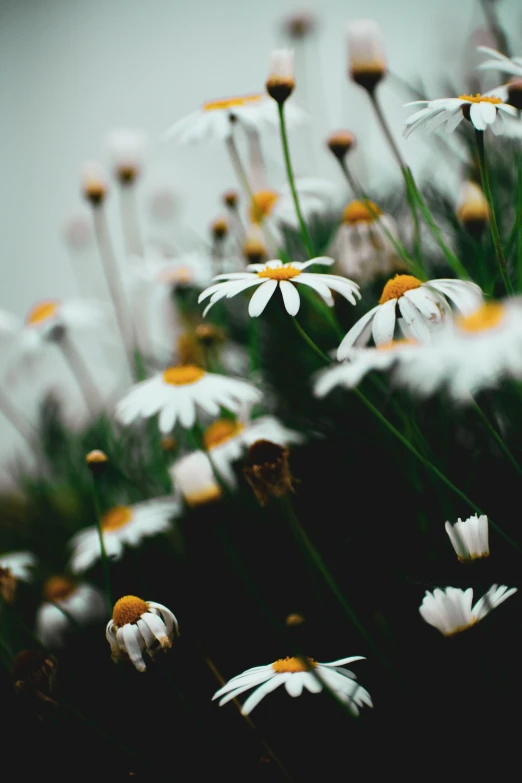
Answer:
36, 577, 106, 648
169, 450, 223, 507
445, 515, 489, 562
249, 179, 341, 236
212, 655, 371, 716
69, 499, 179, 573
403, 93, 518, 137
164, 93, 306, 145
199, 257, 360, 318
202, 415, 303, 488
328, 200, 400, 285
104, 127, 148, 182
419, 584, 517, 637
476, 46, 522, 78
337, 274, 483, 359
115, 365, 261, 433
106, 595, 179, 673
314, 340, 418, 397
394, 300, 522, 401
0, 551, 37, 582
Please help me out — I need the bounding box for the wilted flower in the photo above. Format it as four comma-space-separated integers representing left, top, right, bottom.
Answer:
445, 515, 489, 562
243, 440, 295, 506
106, 596, 179, 672
36, 577, 106, 647
326, 130, 356, 161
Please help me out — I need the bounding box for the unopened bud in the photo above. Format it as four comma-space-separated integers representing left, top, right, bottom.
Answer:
243, 440, 294, 506
223, 190, 239, 209
266, 49, 296, 105
243, 227, 268, 264
82, 161, 107, 206
105, 128, 148, 184
86, 449, 108, 475
211, 218, 228, 240
457, 182, 489, 237
327, 130, 357, 161
347, 19, 387, 92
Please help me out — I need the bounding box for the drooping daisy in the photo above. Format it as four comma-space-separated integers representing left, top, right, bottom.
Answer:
419, 584, 517, 637
445, 515, 489, 562
69, 499, 179, 573
476, 46, 522, 79
403, 93, 518, 137
199, 257, 360, 318
35, 577, 106, 648
0, 551, 37, 582
164, 93, 306, 145
169, 450, 223, 507
212, 655, 371, 716
106, 595, 179, 673
394, 300, 522, 401
115, 366, 261, 433
337, 274, 482, 359
328, 200, 401, 284
202, 415, 303, 488
314, 340, 418, 397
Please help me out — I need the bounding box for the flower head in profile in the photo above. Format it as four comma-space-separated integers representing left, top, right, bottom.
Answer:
36, 577, 106, 648
457, 182, 489, 236
329, 200, 401, 284
394, 300, 522, 401
419, 585, 517, 636
266, 49, 295, 105
0, 551, 37, 583
404, 93, 518, 137
69, 499, 179, 573
445, 515, 489, 562
169, 450, 222, 507
346, 19, 387, 91
199, 257, 360, 318
104, 127, 148, 183
106, 596, 179, 672
212, 655, 371, 715
115, 366, 261, 433
337, 275, 482, 359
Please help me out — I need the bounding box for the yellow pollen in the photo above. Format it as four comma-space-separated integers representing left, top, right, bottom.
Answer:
113, 595, 148, 627
26, 301, 58, 325
101, 505, 133, 532
342, 200, 381, 224
203, 419, 245, 450
44, 576, 77, 603
379, 275, 422, 304
458, 93, 502, 105
250, 190, 280, 223
456, 302, 505, 333
257, 265, 301, 281
203, 94, 263, 111
162, 365, 205, 386
272, 656, 318, 673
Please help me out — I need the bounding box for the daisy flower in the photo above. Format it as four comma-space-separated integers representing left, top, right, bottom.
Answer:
0, 551, 37, 582
445, 515, 489, 562
36, 577, 106, 648
106, 595, 179, 673
201, 415, 303, 488
69, 499, 179, 573
199, 257, 360, 318
212, 655, 371, 716
169, 450, 223, 507
104, 127, 148, 183
337, 274, 482, 359
403, 93, 518, 137
394, 300, 522, 401
249, 179, 340, 236
164, 93, 306, 145
346, 19, 387, 91
328, 200, 400, 284
115, 366, 261, 433
314, 340, 418, 397
419, 584, 517, 637
476, 46, 522, 79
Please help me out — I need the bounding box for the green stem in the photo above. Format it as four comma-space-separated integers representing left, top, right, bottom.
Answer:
475, 129, 514, 295
90, 479, 113, 613
292, 317, 330, 363
277, 103, 314, 258
472, 400, 522, 477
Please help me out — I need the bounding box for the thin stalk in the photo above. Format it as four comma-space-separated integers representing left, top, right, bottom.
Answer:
475, 130, 513, 295
292, 317, 329, 363
0, 388, 34, 446
58, 335, 102, 418
472, 400, 522, 477
90, 479, 113, 613
277, 103, 314, 257
504, 201, 522, 261
119, 184, 143, 257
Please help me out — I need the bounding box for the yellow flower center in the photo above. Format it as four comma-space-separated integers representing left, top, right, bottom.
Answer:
203, 94, 264, 112
101, 505, 133, 532
44, 576, 77, 603
203, 419, 245, 450
112, 595, 149, 627
272, 656, 318, 673
162, 365, 206, 386
456, 302, 505, 333
376, 338, 416, 351
458, 93, 502, 105
26, 301, 58, 325
257, 265, 302, 281
250, 190, 280, 223
379, 274, 422, 304
342, 200, 381, 224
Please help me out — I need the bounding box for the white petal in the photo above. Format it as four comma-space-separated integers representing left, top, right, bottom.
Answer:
241, 674, 287, 715
397, 297, 432, 342
371, 298, 397, 345
469, 103, 487, 131
279, 280, 300, 315
285, 672, 305, 697
337, 306, 380, 359
122, 624, 146, 672
248, 279, 278, 317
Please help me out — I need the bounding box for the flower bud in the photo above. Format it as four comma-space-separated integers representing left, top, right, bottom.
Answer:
223, 190, 239, 209
105, 128, 148, 184
86, 449, 108, 476
283, 12, 316, 39
457, 182, 489, 237
211, 217, 228, 241
243, 440, 294, 506
266, 49, 295, 105
81, 161, 107, 206
326, 130, 357, 161
346, 19, 387, 92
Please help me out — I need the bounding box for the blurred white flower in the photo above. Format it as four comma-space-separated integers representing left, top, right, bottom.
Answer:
106, 596, 179, 672
36, 577, 106, 647
403, 93, 518, 137
346, 19, 387, 90
456, 182, 489, 231
169, 450, 222, 507
249, 179, 340, 236
445, 515, 489, 562
0, 551, 37, 582
419, 585, 517, 636
104, 127, 148, 181
476, 46, 522, 78
213, 655, 371, 716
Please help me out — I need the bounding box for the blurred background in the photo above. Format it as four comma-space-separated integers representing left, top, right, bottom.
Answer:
0, 0, 521, 478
